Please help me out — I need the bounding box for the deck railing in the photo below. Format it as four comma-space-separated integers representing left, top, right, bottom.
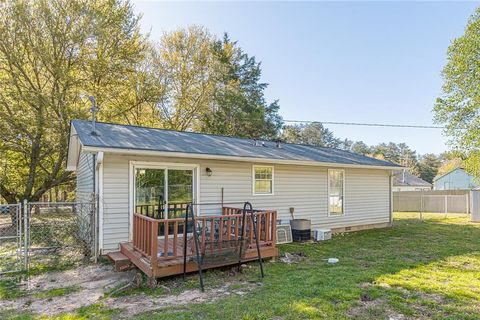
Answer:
132, 207, 277, 267
135, 202, 189, 219
133, 213, 160, 267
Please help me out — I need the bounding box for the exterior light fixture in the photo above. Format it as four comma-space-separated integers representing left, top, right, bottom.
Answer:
206, 167, 213, 177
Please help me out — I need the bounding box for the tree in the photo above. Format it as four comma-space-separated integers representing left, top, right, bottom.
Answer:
337, 138, 354, 151
149, 26, 216, 131
351, 141, 371, 155
437, 156, 463, 177
281, 122, 342, 147
150, 30, 283, 138
418, 154, 441, 183
434, 8, 480, 178
0, 0, 153, 203
200, 35, 282, 139
370, 142, 419, 175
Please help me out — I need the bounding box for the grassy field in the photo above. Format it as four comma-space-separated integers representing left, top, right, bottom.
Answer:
2, 212, 480, 319
135, 213, 480, 320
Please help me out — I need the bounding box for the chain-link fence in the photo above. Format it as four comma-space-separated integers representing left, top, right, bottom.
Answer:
0, 201, 96, 275
0, 204, 24, 274
25, 202, 96, 272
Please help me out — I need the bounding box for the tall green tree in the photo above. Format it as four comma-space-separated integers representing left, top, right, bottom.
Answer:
351, 141, 371, 155
281, 122, 342, 147
150, 26, 216, 131
434, 7, 480, 178
0, 0, 154, 203
418, 154, 441, 183
370, 142, 419, 175
200, 35, 282, 139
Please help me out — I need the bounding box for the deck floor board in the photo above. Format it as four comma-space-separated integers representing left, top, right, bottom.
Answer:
121, 237, 278, 278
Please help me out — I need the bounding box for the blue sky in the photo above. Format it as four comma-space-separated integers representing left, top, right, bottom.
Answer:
132, 1, 479, 155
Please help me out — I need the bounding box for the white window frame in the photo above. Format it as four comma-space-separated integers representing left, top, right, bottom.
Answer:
328, 169, 345, 216
252, 165, 274, 196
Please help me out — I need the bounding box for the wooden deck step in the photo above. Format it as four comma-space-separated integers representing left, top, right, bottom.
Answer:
107, 251, 134, 271
120, 243, 154, 277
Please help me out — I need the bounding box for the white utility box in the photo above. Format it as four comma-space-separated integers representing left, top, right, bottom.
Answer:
314, 229, 332, 241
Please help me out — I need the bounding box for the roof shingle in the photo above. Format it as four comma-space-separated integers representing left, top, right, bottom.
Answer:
72, 120, 401, 168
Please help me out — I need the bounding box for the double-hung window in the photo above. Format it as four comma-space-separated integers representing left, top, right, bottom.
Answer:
253, 166, 274, 195
328, 169, 344, 215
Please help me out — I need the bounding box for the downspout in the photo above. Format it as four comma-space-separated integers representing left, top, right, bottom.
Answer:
95, 152, 104, 257
92, 152, 97, 261
92, 153, 96, 199
389, 170, 394, 226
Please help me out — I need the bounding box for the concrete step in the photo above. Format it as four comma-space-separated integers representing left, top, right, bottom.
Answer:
107, 251, 134, 272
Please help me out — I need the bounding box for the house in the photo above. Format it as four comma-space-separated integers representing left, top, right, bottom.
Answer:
433, 168, 478, 190
393, 170, 432, 192
67, 120, 401, 277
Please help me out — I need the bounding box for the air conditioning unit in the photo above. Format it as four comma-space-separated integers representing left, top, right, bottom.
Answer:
277, 219, 291, 225
276, 225, 293, 244
314, 229, 332, 241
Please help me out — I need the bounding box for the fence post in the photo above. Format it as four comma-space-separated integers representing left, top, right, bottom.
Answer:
420, 195, 423, 221
445, 196, 448, 214
22, 199, 28, 272
466, 194, 470, 214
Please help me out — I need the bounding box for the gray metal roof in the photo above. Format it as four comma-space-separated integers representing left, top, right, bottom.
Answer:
71, 120, 401, 168
394, 171, 432, 187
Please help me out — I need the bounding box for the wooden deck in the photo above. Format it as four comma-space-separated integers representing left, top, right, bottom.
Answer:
121, 207, 278, 278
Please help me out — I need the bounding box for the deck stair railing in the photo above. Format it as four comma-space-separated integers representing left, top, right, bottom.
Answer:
184, 202, 266, 292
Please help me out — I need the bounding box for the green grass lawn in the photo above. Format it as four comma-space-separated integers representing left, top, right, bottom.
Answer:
133, 213, 480, 320
3, 212, 480, 320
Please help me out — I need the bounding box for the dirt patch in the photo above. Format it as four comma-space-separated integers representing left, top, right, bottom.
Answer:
279, 252, 307, 264
0, 264, 135, 315
104, 284, 249, 319
353, 282, 448, 320
347, 297, 408, 320
0, 264, 253, 318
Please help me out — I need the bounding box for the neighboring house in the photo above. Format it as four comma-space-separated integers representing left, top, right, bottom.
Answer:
393, 170, 432, 192
67, 120, 402, 256
433, 168, 478, 190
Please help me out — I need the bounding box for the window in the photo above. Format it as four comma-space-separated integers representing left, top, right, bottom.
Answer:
253, 166, 274, 195
328, 169, 344, 215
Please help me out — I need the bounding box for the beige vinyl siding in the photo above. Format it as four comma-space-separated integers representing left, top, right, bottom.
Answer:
101, 153, 391, 252
76, 152, 94, 204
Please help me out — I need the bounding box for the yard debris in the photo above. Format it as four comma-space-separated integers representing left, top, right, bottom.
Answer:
108, 272, 143, 296
279, 252, 306, 264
